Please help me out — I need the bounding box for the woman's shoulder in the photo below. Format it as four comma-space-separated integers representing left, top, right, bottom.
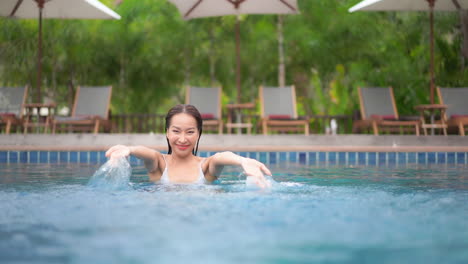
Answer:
200, 154, 214, 162
196, 155, 207, 163
199, 155, 213, 168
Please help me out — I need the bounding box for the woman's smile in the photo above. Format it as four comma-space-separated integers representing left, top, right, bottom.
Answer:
175, 144, 190, 150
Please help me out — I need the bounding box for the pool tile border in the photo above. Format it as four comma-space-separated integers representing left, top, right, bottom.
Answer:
1, 151, 467, 165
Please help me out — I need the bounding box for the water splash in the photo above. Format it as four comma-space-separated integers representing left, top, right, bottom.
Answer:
244, 173, 279, 191
87, 157, 132, 191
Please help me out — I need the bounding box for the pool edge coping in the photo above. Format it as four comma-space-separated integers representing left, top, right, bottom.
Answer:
2, 145, 468, 152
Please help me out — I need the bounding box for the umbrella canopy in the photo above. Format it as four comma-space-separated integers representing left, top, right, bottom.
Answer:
170, 0, 298, 19
349, 0, 468, 104
1, 0, 121, 19
1, 0, 121, 102
349, 0, 468, 12
169, 0, 298, 104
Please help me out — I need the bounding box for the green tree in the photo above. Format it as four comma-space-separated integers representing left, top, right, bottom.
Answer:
0, 0, 466, 117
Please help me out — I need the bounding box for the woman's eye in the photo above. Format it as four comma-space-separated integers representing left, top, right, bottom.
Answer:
188, 131, 195, 134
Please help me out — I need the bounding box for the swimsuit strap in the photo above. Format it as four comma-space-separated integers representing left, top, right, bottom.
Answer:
198, 158, 206, 182
161, 154, 167, 170
160, 155, 169, 183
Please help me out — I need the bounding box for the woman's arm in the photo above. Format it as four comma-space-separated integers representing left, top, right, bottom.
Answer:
105, 145, 160, 173
207, 151, 272, 188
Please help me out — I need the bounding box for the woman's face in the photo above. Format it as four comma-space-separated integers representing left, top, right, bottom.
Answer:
166, 113, 200, 156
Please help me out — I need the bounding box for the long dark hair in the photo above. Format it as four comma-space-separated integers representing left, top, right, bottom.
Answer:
165, 104, 203, 155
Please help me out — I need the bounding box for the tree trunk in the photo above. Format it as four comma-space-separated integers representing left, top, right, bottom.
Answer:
184, 48, 191, 85
460, 10, 468, 64
119, 55, 125, 89
453, 0, 468, 69
68, 78, 75, 113
209, 25, 216, 85
277, 15, 285, 87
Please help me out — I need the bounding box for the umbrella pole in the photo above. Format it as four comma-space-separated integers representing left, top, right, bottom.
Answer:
36, 0, 45, 103
235, 15, 241, 104
429, 0, 435, 104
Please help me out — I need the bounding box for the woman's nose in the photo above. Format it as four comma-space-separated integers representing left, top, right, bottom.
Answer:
178, 133, 187, 142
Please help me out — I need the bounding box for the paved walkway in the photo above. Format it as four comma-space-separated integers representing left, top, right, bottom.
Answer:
1, 134, 467, 152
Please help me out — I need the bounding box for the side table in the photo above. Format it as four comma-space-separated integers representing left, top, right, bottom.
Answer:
23, 103, 56, 133
225, 103, 255, 134
414, 104, 448, 136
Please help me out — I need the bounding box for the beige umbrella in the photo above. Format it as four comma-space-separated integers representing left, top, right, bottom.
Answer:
169, 0, 298, 104
349, 0, 468, 104
1, 0, 121, 102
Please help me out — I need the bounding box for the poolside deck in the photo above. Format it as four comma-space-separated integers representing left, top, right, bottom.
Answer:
1, 134, 468, 152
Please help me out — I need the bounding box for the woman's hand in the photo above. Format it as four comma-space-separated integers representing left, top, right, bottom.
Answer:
105, 145, 131, 160
240, 157, 272, 189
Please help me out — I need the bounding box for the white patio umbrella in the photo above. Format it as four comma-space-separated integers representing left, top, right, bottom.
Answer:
349, 0, 468, 104
1, 0, 121, 102
169, 0, 298, 104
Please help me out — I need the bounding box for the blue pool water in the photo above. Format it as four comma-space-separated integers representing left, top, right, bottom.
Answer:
1, 161, 468, 263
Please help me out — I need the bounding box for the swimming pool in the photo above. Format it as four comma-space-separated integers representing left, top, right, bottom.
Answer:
1, 157, 468, 263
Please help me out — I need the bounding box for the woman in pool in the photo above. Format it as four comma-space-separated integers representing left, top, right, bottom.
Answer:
106, 104, 272, 188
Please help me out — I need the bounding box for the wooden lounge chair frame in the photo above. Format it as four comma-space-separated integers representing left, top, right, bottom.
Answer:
52, 86, 112, 134
437, 87, 468, 136
354, 87, 420, 136
0, 86, 28, 134
185, 86, 223, 134
259, 85, 309, 135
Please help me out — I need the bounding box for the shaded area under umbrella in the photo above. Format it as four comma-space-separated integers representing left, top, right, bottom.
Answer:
349, 0, 468, 104
169, 0, 298, 104
1, 0, 121, 102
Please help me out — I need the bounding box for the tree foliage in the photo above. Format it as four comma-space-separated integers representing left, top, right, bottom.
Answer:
0, 0, 466, 115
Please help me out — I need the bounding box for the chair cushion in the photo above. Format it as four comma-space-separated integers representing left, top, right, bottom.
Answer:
76, 114, 95, 119
370, 114, 396, 120
0, 113, 17, 121
0, 113, 17, 117
268, 114, 292, 120
54, 115, 94, 122
451, 115, 468, 119
201, 113, 215, 120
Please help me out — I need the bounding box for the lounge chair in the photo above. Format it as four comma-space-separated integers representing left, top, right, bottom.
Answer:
52, 86, 112, 134
259, 85, 309, 135
0, 86, 28, 134
437, 87, 468, 136
353, 87, 420, 135
185, 86, 223, 134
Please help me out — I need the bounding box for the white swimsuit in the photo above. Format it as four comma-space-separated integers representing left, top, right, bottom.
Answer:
160, 155, 206, 184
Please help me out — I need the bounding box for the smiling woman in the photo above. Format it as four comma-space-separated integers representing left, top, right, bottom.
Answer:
106, 104, 272, 188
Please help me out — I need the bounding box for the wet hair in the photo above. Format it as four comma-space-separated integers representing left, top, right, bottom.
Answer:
165, 104, 203, 156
